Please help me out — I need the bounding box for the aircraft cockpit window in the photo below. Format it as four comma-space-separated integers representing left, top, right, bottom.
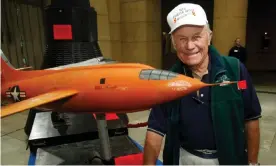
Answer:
168, 72, 178, 79
139, 69, 152, 79
139, 69, 178, 80
160, 71, 169, 80
150, 70, 162, 80
141, 69, 152, 75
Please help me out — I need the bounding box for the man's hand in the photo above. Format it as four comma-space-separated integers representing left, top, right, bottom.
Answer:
143, 131, 163, 165
245, 119, 260, 164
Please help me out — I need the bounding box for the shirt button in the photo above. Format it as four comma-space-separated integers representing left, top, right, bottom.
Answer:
200, 94, 204, 97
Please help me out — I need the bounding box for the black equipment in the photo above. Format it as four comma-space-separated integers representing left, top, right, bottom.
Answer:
24, 0, 138, 165
25, 0, 102, 137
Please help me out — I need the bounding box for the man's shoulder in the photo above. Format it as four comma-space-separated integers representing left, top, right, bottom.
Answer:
220, 56, 251, 81
216, 54, 240, 67
220, 55, 239, 62
221, 56, 246, 69
217, 55, 241, 79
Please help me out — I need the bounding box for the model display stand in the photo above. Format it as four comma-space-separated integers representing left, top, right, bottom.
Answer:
27, 112, 151, 165
28, 112, 128, 153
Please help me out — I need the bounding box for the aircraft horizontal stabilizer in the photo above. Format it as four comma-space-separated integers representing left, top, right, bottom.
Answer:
1, 89, 78, 118
47, 57, 117, 70
16, 66, 33, 70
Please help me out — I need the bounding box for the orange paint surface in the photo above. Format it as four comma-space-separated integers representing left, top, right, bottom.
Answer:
1, 56, 233, 118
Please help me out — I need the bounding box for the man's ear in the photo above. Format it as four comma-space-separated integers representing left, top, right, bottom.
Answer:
208, 31, 213, 45
171, 35, 177, 50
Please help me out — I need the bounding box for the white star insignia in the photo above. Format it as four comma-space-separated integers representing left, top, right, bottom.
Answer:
10, 86, 20, 101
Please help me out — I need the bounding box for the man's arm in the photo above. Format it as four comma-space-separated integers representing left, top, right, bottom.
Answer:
243, 47, 247, 64
240, 62, 262, 164
143, 105, 167, 165
245, 119, 260, 164
143, 131, 164, 165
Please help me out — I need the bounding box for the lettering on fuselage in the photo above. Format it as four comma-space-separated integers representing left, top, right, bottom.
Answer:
172, 87, 188, 91
95, 85, 117, 90
5, 85, 26, 102
168, 80, 192, 91
168, 80, 192, 87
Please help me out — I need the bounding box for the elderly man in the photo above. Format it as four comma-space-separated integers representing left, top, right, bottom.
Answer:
143, 3, 261, 165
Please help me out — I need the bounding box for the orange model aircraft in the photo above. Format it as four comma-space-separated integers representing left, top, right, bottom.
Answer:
1, 50, 240, 118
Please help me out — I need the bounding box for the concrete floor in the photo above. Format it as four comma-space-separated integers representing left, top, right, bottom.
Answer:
1, 74, 276, 165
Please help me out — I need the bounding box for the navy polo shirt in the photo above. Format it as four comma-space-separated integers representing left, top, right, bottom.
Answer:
147, 62, 262, 150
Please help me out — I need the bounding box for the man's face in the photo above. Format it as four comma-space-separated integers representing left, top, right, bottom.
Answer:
235, 38, 241, 46
172, 25, 211, 67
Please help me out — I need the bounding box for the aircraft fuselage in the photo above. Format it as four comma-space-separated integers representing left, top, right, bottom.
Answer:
1, 63, 204, 113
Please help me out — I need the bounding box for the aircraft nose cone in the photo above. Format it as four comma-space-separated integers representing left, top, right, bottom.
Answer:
165, 75, 207, 97
158, 79, 195, 102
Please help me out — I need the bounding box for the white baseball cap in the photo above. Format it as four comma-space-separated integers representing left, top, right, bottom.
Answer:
167, 3, 208, 34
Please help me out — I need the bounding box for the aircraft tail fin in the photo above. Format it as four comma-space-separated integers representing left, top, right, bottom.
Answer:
1, 50, 20, 83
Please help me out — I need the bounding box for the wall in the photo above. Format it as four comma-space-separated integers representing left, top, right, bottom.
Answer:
107, 0, 122, 61
120, 0, 162, 68
89, 0, 112, 59
90, 0, 162, 68
212, 0, 248, 56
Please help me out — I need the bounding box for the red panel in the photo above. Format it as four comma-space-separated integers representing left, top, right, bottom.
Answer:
53, 24, 72, 40
105, 113, 119, 120
237, 80, 247, 90
115, 153, 143, 165
92, 113, 119, 120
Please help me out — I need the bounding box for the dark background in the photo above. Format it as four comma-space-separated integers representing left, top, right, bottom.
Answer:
246, 0, 276, 71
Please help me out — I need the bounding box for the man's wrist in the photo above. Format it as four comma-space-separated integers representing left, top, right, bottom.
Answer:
249, 162, 260, 166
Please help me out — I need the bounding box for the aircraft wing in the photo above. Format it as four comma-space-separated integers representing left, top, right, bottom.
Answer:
1, 89, 78, 118
47, 57, 117, 70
